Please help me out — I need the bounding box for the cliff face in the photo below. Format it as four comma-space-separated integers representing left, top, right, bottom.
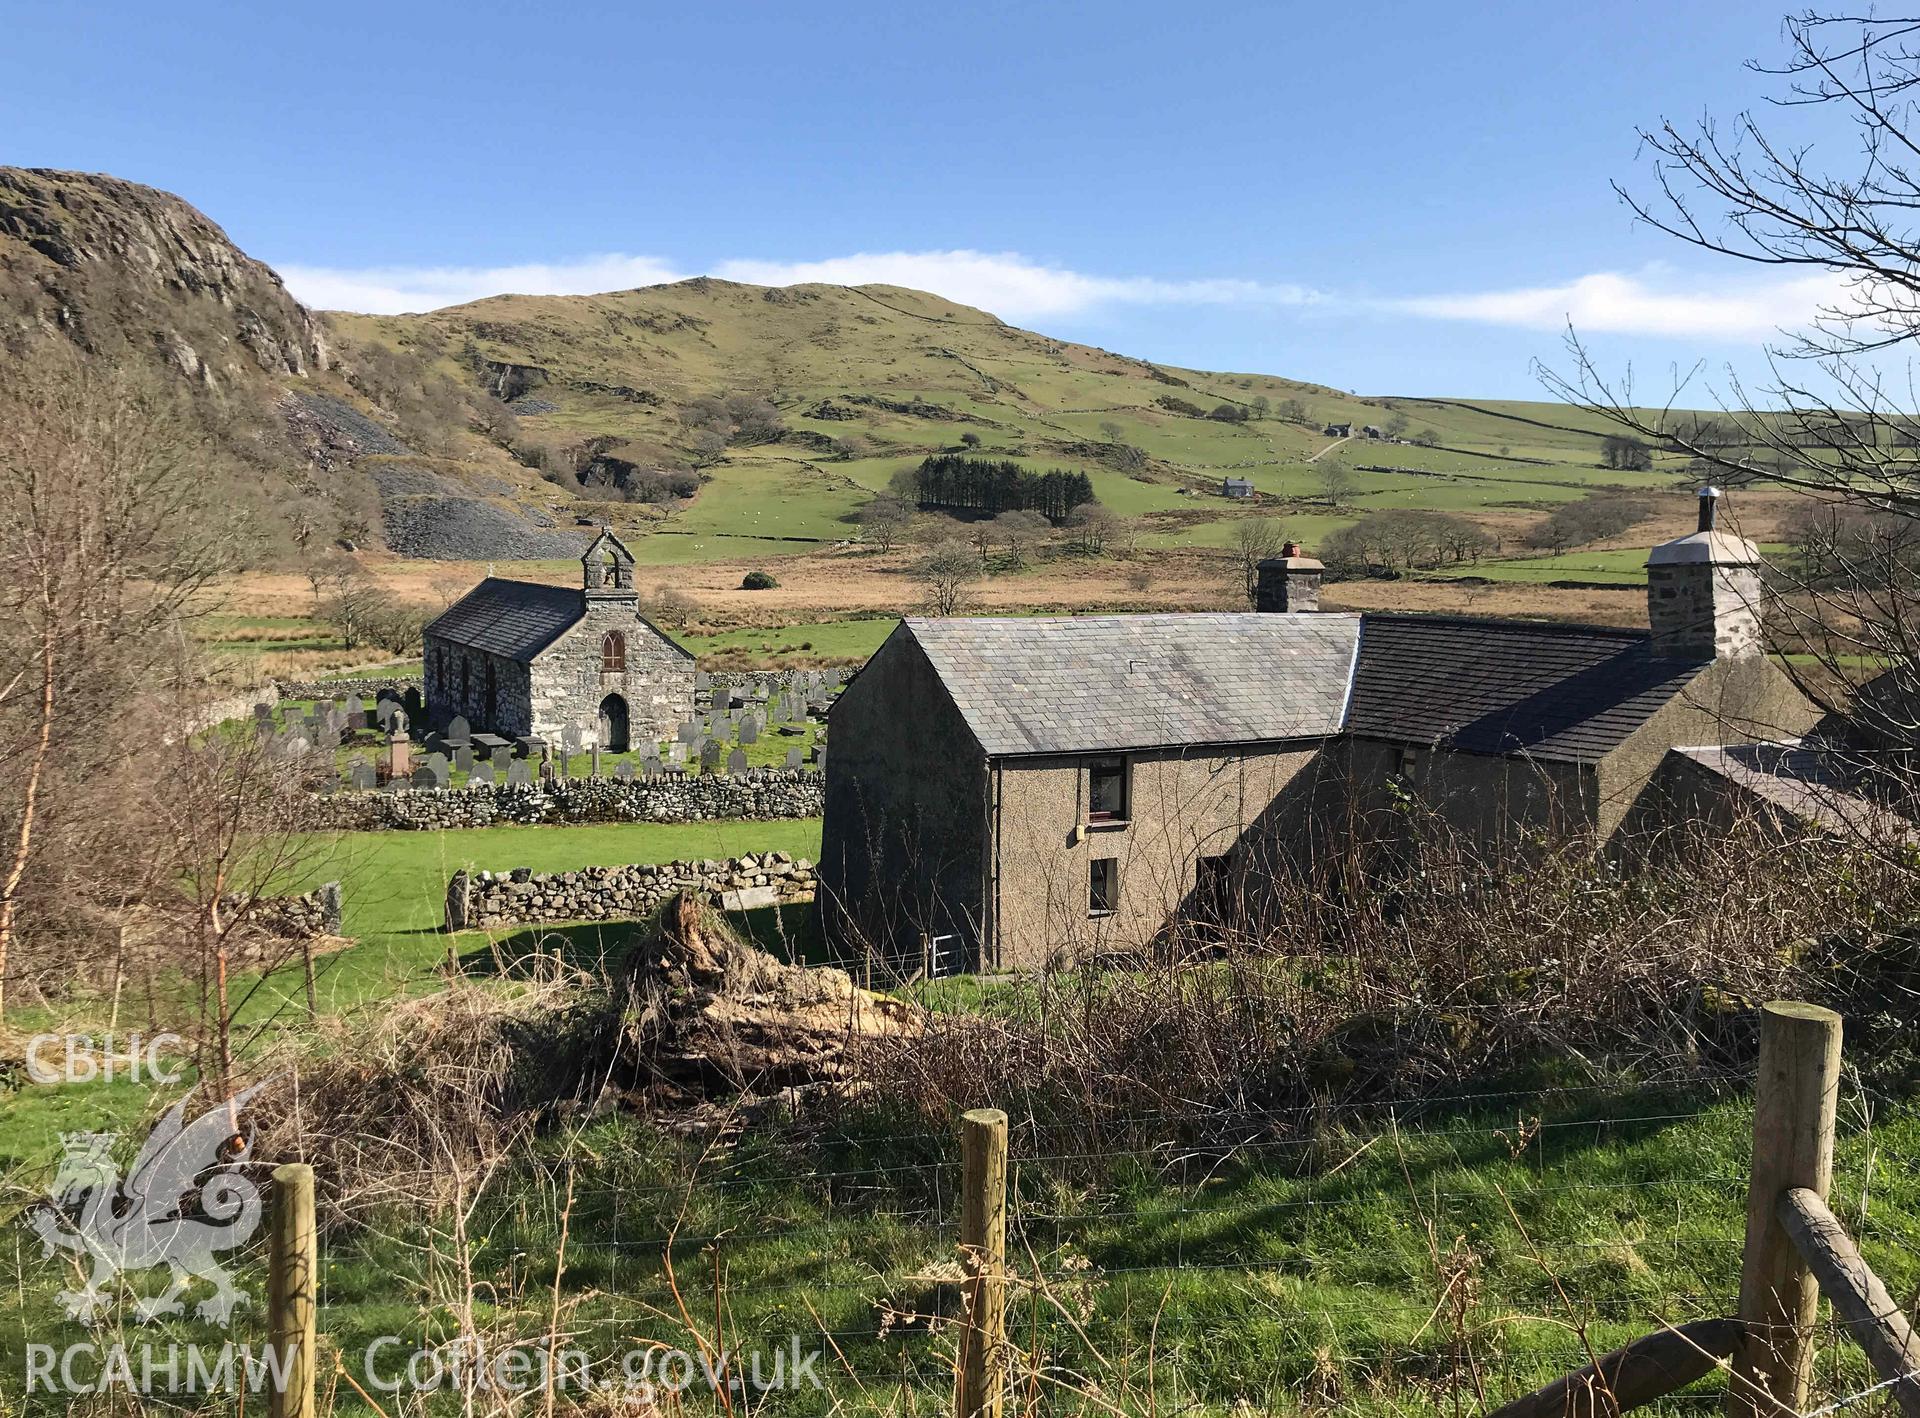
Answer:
0, 167, 331, 385
0, 169, 554, 560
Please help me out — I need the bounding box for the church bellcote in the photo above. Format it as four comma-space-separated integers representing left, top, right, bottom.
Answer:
581, 526, 638, 603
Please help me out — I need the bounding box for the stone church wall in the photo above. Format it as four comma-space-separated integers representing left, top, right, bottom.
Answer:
530, 605, 692, 748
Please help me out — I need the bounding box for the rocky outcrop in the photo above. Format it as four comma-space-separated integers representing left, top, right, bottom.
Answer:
0, 167, 330, 379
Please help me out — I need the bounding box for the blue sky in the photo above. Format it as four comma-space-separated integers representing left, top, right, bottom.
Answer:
2, 1, 1857, 397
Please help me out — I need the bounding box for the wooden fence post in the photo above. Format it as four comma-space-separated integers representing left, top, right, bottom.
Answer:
268, 1162, 318, 1418
1729, 1001, 1842, 1418
958, 1107, 1008, 1418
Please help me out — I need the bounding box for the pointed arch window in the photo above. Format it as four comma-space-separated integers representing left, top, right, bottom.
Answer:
602, 631, 626, 673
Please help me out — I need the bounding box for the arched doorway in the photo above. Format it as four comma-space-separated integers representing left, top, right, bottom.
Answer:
598, 693, 630, 753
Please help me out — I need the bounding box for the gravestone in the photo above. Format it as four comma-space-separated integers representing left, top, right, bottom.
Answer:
641, 748, 663, 776
561, 722, 583, 755
386, 730, 410, 781
349, 760, 377, 791
375, 699, 397, 732
700, 740, 724, 774
666, 742, 688, 765
507, 757, 532, 788
814, 747, 826, 772
740, 718, 759, 744
426, 752, 450, 787
590, 744, 601, 778
313, 776, 338, 796
614, 760, 635, 782
753, 682, 770, 702
283, 733, 311, 759
447, 715, 471, 746
784, 747, 803, 770
726, 746, 748, 775
410, 765, 437, 789
471, 757, 494, 786
454, 744, 474, 774
694, 669, 711, 692
710, 685, 729, 712
403, 687, 425, 722
252, 702, 273, 726
677, 721, 701, 744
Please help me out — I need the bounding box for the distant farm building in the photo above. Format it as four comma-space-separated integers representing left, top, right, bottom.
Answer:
1323, 422, 1353, 437
1362, 424, 1385, 439
1221, 477, 1254, 499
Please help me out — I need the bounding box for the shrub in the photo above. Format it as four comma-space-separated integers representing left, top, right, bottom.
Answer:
741, 570, 779, 590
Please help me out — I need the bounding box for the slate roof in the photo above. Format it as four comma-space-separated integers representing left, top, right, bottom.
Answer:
901, 614, 1363, 755
424, 578, 584, 661
1346, 614, 1710, 763
1674, 744, 1913, 839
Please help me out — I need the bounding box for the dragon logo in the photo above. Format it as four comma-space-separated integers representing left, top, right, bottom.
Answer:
27, 1082, 269, 1326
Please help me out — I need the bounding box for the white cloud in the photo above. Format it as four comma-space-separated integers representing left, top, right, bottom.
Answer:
277, 244, 1858, 348
713, 249, 1324, 322
278, 246, 1325, 321
1393, 268, 1855, 341
278, 254, 687, 314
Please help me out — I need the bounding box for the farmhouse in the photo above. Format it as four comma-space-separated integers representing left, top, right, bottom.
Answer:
422, 529, 694, 750
820, 491, 1822, 970
1221, 477, 1255, 499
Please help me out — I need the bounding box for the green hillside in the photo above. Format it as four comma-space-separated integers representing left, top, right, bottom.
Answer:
331, 279, 1722, 564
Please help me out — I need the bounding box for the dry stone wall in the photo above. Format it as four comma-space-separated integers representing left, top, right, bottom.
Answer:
446, 853, 816, 930
302, 770, 823, 830
276, 674, 421, 700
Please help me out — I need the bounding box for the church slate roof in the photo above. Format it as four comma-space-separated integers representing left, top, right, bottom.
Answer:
424, 578, 584, 662
1345, 614, 1711, 763
900, 614, 1363, 756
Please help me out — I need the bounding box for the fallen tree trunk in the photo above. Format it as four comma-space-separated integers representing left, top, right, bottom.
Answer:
620, 891, 923, 1101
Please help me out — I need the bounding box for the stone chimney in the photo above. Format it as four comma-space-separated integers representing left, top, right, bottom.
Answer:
1646, 487, 1764, 660
1255, 542, 1323, 613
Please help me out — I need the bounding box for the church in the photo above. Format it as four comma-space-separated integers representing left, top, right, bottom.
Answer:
422, 529, 694, 751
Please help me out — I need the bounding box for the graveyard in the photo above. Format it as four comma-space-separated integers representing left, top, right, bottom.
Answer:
241, 669, 836, 798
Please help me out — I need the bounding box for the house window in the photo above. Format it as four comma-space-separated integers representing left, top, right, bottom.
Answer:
1089, 857, 1119, 916
602, 631, 626, 673
1088, 757, 1129, 824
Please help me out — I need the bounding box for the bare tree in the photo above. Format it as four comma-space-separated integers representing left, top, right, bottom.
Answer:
1317, 458, 1357, 508
1232, 518, 1288, 606
860, 494, 913, 551
915, 540, 984, 616
1537, 12, 1920, 747
993, 509, 1051, 568
0, 354, 236, 1023
1066, 502, 1120, 555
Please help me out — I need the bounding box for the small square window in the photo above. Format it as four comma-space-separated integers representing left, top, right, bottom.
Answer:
1088, 758, 1128, 823
1089, 857, 1119, 916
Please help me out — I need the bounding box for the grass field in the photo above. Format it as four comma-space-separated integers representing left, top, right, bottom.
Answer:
2, 797, 1912, 1415
326, 279, 1752, 591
